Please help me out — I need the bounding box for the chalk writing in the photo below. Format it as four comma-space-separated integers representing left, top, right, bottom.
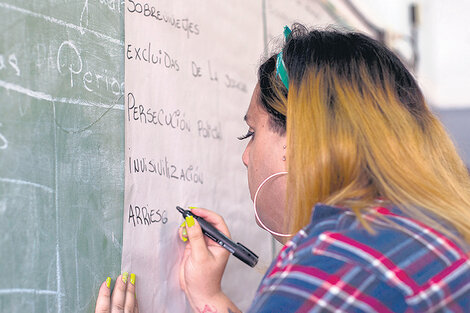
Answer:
126, 0, 200, 38
57, 41, 82, 87
56, 40, 124, 95
0, 123, 7, 150
0, 2, 122, 45
0, 79, 124, 110
126, 43, 180, 72
80, 0, 90, 32
129, 156, 204, 184
128, 204, 168, 227
97, 0, 122, 14
0, 53, 20, 76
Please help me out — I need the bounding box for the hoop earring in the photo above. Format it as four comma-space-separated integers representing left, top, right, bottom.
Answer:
253, 171, 294, 237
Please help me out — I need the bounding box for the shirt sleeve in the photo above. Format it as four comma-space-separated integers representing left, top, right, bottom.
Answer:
247, 253, 408, 313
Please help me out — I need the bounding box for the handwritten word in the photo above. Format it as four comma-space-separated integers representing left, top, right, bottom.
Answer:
225, 74, 247, 93
128, 204, 168, 227
129, 156, 204, 184
191, 60, 218, 82
0, 123, 8, 150
127, 92, 190, 132
197, 121, 222, 140
57, 41, 82, 87
190, 60, 247, 93
0, 53, 20, 76
126, 43, 179, 72
57, 41, 124, 95
127, 0, 200, 39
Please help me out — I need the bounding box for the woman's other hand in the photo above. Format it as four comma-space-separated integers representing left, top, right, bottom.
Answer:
179, 208, 237, 311
95, 273, 138, 313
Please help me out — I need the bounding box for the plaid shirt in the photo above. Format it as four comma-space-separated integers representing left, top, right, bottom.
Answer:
248, 204, 470, 312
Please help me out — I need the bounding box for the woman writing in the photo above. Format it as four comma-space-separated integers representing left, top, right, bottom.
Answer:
96, 24, 470, 312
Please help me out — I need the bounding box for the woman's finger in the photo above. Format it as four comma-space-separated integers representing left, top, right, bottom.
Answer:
124, 273, 136, 313
189, 208, 231, 237
95, 277, 111, 313
134, 295, 140, 313
185, 216, 210, 262
111, 273, 128, 312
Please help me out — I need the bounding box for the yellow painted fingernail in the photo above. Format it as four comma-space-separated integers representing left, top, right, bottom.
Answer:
186, 215, 195, 227
130, 273, 136, 285
122, 272, 128, 283
179, 221, 188, 241
106, 277, 111, 288
188, 207, 197, 210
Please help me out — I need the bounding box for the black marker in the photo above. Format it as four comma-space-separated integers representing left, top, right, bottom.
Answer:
176, 206, 258, 267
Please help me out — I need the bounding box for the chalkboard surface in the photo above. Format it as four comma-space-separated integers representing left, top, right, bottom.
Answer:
0, 1, 124, 312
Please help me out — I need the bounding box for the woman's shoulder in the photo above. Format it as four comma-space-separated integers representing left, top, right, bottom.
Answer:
251, 204, 470, 312
291, 204, 470, 276
286, 204, 470, 303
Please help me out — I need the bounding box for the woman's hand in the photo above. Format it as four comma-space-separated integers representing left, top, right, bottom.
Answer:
95, 273, 138, 313
179, 208, 241, 312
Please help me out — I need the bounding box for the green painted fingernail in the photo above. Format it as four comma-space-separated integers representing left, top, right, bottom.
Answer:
122, 272, 128, 283
130, 273, 136, 285
106, 277, 111, 288
188, 207, 197, 210
185, 215, 195, 227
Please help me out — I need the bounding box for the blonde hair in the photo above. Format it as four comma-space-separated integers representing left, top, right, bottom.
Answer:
258, 25, 470, 245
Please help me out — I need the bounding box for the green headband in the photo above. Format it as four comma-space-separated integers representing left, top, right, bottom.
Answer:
276, 26, 292, 90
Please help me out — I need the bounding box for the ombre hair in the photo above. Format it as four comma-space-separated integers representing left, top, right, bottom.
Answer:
258, 24, 470, 245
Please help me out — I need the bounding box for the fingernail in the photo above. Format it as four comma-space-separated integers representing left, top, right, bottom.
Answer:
106, 277, 111, 288
179, 221, 188, 241
122, 272, 129, 283
130, 273, 136, 285
185, 215, 195, 227
188, 207, 197, 210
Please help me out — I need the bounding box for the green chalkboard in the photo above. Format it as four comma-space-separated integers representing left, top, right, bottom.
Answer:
0, 1, 124, 312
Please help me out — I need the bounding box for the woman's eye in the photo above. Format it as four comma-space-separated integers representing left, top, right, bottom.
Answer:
237, 130, 254, 140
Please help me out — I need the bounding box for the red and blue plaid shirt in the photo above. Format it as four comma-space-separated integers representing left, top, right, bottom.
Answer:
248, 204, 470, 312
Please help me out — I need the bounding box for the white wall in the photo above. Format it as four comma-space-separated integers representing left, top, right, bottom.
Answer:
353, 0, 470, 109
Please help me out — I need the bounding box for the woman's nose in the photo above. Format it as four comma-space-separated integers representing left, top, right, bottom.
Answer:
242, 145, 249, 168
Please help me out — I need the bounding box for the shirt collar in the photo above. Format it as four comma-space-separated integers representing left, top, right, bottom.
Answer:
310, 203, 344, 225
